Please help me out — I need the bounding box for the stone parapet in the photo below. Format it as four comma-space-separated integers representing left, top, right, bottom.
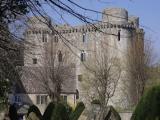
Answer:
25, 22, 136, 35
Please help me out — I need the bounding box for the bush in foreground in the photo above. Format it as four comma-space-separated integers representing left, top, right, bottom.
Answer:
43, 102, 55, 120
51, 103, 69, 120
131, 85, 160, 120
27, 102, 85, 120
69, 102, 85, 120
8, 104, 18, 120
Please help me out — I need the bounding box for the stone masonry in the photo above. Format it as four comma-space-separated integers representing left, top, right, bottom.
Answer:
22, 7, 144, 114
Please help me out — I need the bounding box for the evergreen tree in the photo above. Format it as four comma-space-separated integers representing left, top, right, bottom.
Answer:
131, 86, 160, 120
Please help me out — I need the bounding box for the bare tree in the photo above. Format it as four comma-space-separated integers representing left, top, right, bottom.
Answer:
44, 40, 74, 102
26, 37, 76, 102
127, 30, 152, 104
81, 42, 121, 120
0, 21, 24, 106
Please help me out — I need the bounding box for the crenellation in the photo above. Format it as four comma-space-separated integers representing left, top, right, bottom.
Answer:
59, 23, 135, 34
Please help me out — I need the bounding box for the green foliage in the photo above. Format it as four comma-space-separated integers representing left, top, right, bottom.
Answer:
131, 85, 160, 120
0, 104, 7, 112
9, 104, 18, 120
145, 65, 160, 90
0, 0, 29, 23
64, 103, 73, 116
69, 102, 85, 120
27, 105, 43, 120
43, 102, 55, 120
30, 102, 85, 120
51, 103, 69, 120
0, 78, 10, 104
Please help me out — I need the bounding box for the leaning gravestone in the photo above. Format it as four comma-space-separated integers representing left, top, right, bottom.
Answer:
104, 106, 121, 120
26, 112, 40, 120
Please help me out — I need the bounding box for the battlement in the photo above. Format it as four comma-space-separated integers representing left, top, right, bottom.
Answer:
25, 22, 136, 36
25, 7, 142, 36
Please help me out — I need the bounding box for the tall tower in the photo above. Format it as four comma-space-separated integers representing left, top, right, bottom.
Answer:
24, 16, 50, 67
101, 8, 144, 109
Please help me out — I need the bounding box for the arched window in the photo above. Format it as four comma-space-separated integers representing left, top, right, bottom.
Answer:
78, 74, 83, 82
33, 58, 37, 64
76, 89, 79, 99
58, 51, 62, 62
82, 33, 86, 43
81, 50, 86, 62
118, 30, 121, 41
42, 34, 47, 42
54, 36, 58, 43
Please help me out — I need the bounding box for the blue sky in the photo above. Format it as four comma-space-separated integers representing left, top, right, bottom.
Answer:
43, 0, 160, 62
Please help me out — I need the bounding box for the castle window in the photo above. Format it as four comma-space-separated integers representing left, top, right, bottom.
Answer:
118, 30, 121, 41
36, 95, 47, 105
82, 33, 86, 43
41, 96, 47, 104
36, 95, 40, 104
54, 36, 58, 43
32, 31, 35, 34
76, 89, 79, 99
60, 95, 67, 103
42, 34, 47, 42
15, 96, 21, 103
27, 31, 31, 34
81, 50, 86, 62
58, 51, 62, 62
64, 96, 67, 103
88, 28, 90, 32
33, 58, 37, 64
78, 75, 83, 82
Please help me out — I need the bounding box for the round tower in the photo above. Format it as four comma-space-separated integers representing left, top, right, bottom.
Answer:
101, 8, 141, 110
102, 8, 128, 24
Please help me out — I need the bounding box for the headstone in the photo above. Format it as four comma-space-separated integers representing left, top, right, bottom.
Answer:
104, 106, 121, 120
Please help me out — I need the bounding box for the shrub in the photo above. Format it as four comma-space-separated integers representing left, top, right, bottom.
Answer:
42, 102, 85, 120
43, 102, 55, 120
51, 102, 69, 120
27, 105, 43, 120
131, 85, 160, 120
8, 104, 18, 120
0, 103, 7, 112
64, 103, 73, 115
69, 102, 85, 120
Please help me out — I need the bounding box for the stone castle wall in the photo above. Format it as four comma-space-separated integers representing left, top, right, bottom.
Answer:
24, 8, 144, 110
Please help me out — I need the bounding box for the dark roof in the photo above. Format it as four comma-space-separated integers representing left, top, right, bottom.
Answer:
15, 65, 77, 94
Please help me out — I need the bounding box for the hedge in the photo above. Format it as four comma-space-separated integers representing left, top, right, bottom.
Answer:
131, 85, 160, 120
51, 102, 69, 120
69, 102, 85, 120
43, 102, 55, 120
9, 104, 18, 120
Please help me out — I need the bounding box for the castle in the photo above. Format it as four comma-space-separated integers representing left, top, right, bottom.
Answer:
9, 7, 144, 119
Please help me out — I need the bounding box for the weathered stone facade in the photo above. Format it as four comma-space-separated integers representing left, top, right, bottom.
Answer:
10, 7, 144, 117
